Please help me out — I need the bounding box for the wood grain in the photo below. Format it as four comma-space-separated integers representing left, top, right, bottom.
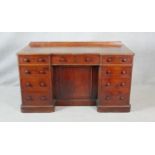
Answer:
18, 42, 134, 113
29, 41, 123, 47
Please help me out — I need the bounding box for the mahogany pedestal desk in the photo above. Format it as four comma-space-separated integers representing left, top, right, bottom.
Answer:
17, 42, 134, 113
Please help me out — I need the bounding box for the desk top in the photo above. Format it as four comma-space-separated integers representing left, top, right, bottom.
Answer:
18, 41, 134, 55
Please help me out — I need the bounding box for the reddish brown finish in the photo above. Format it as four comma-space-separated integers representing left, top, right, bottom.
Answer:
29, 41, 123, 47
102, 55, 133, 64
53, 66, 98, 100
19, 55, 50, 64
18, 41, 134, 113
19, 66, 50, 77
51, 54, 100, 65
101, 66, 132, 78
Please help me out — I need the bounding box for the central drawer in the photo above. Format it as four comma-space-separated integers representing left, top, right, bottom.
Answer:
51, 54, 100, 65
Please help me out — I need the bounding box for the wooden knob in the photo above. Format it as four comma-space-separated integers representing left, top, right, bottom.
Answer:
107, 58, 112, 62
25, 82, 31, 87
121, 70, 127, 75
120, 96, 125, 100
40, 96, 47, 101
26, 96, 32, 101
40, 82, 46, 87
120, 82, 126, 87
59, 57, 66, 62
23, 58, 30, 62
105, 96, 111, 100
85, 57, 92, 62
39, 70, 45, 74
106, 70, 111, 75
25, 70, 31, 74
122, 58, 127, 62
38, 58, 45, 62
105, 82, 111, 87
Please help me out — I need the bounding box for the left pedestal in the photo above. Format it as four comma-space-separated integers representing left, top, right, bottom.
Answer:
18, 55, 55, 113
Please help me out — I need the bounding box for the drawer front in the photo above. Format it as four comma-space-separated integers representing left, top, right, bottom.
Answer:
102, 55, 133, 64
21, 77, 50, 92
102, 66, 132, 78
100, 93, 129, 106
51, 55, 100, 65
22, 93, 51, 106
101, 78, 131, 93
19, 55, 49, 64
76, 55, 100, 65
20, 66, 50, 77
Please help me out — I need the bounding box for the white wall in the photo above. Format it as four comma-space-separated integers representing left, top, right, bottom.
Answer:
0, 32, 154, 86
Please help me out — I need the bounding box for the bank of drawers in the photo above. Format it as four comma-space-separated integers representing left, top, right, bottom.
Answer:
100, 55, 133, 106
18, 55, 51, 106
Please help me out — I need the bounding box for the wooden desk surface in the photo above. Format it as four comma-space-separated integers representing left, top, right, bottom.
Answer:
18, 41, 134, 55
18, 41, 134, 113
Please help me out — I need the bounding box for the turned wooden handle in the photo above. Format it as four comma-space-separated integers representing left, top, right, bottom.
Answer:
25, 70, 31, 74
23, 58, 30, 62
40, 96, 47, 101
107, 58, 112, 62
85, 57, 92, 62
122, 58, 127, 62
25, 82, 31, 87
105, 82, 111, 87
40, 82, 46, 87
121, 70, 127, 75
59, 57, 67, 62
37, 58, 45, 62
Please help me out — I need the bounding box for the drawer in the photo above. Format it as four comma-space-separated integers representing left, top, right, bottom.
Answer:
102, 66, 132, 78
51, 54, 100, 65
22, 93, 51, 106
100, 93, 129, 106
19, 66, 50, 77
19, 55, 50, 64
102, 55, 133, 64
101, 78, 131, 92
21, 77, 50, 92
76, 55, 100, 65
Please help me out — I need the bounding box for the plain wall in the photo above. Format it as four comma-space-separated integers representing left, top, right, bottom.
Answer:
0, 32, 154, 86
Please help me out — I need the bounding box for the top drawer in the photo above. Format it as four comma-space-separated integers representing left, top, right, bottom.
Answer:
18, 55, 50, 64
51, 54, 100, 65
102, 55, 133, 64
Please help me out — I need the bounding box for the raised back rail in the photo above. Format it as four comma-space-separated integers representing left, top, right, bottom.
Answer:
29, 41, 123, 47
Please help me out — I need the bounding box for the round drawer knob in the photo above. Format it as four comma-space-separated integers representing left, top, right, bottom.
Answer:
105, 96, 111, 100
120, 82, 126, 87
122, 58, 127, 62
121, 70, 127, 75
39, 70, 45, 74
107, 58, 112, 62
85, 57, 92, 62
25, 82, 31, 87
40, 82, 46, 87
23, 58, 30, 62
105, 82, 111, 87
120, 96, 125, 100
40, 96, 47, 101
59, 57, 66, 62
38, 58, 45, 62
26, 96, 33, 101
106, 70, 111, 75
25, 70, 31, 74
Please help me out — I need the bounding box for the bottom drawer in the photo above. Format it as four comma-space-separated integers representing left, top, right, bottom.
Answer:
100, 93, 129, 106
22, 93, 51, 106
